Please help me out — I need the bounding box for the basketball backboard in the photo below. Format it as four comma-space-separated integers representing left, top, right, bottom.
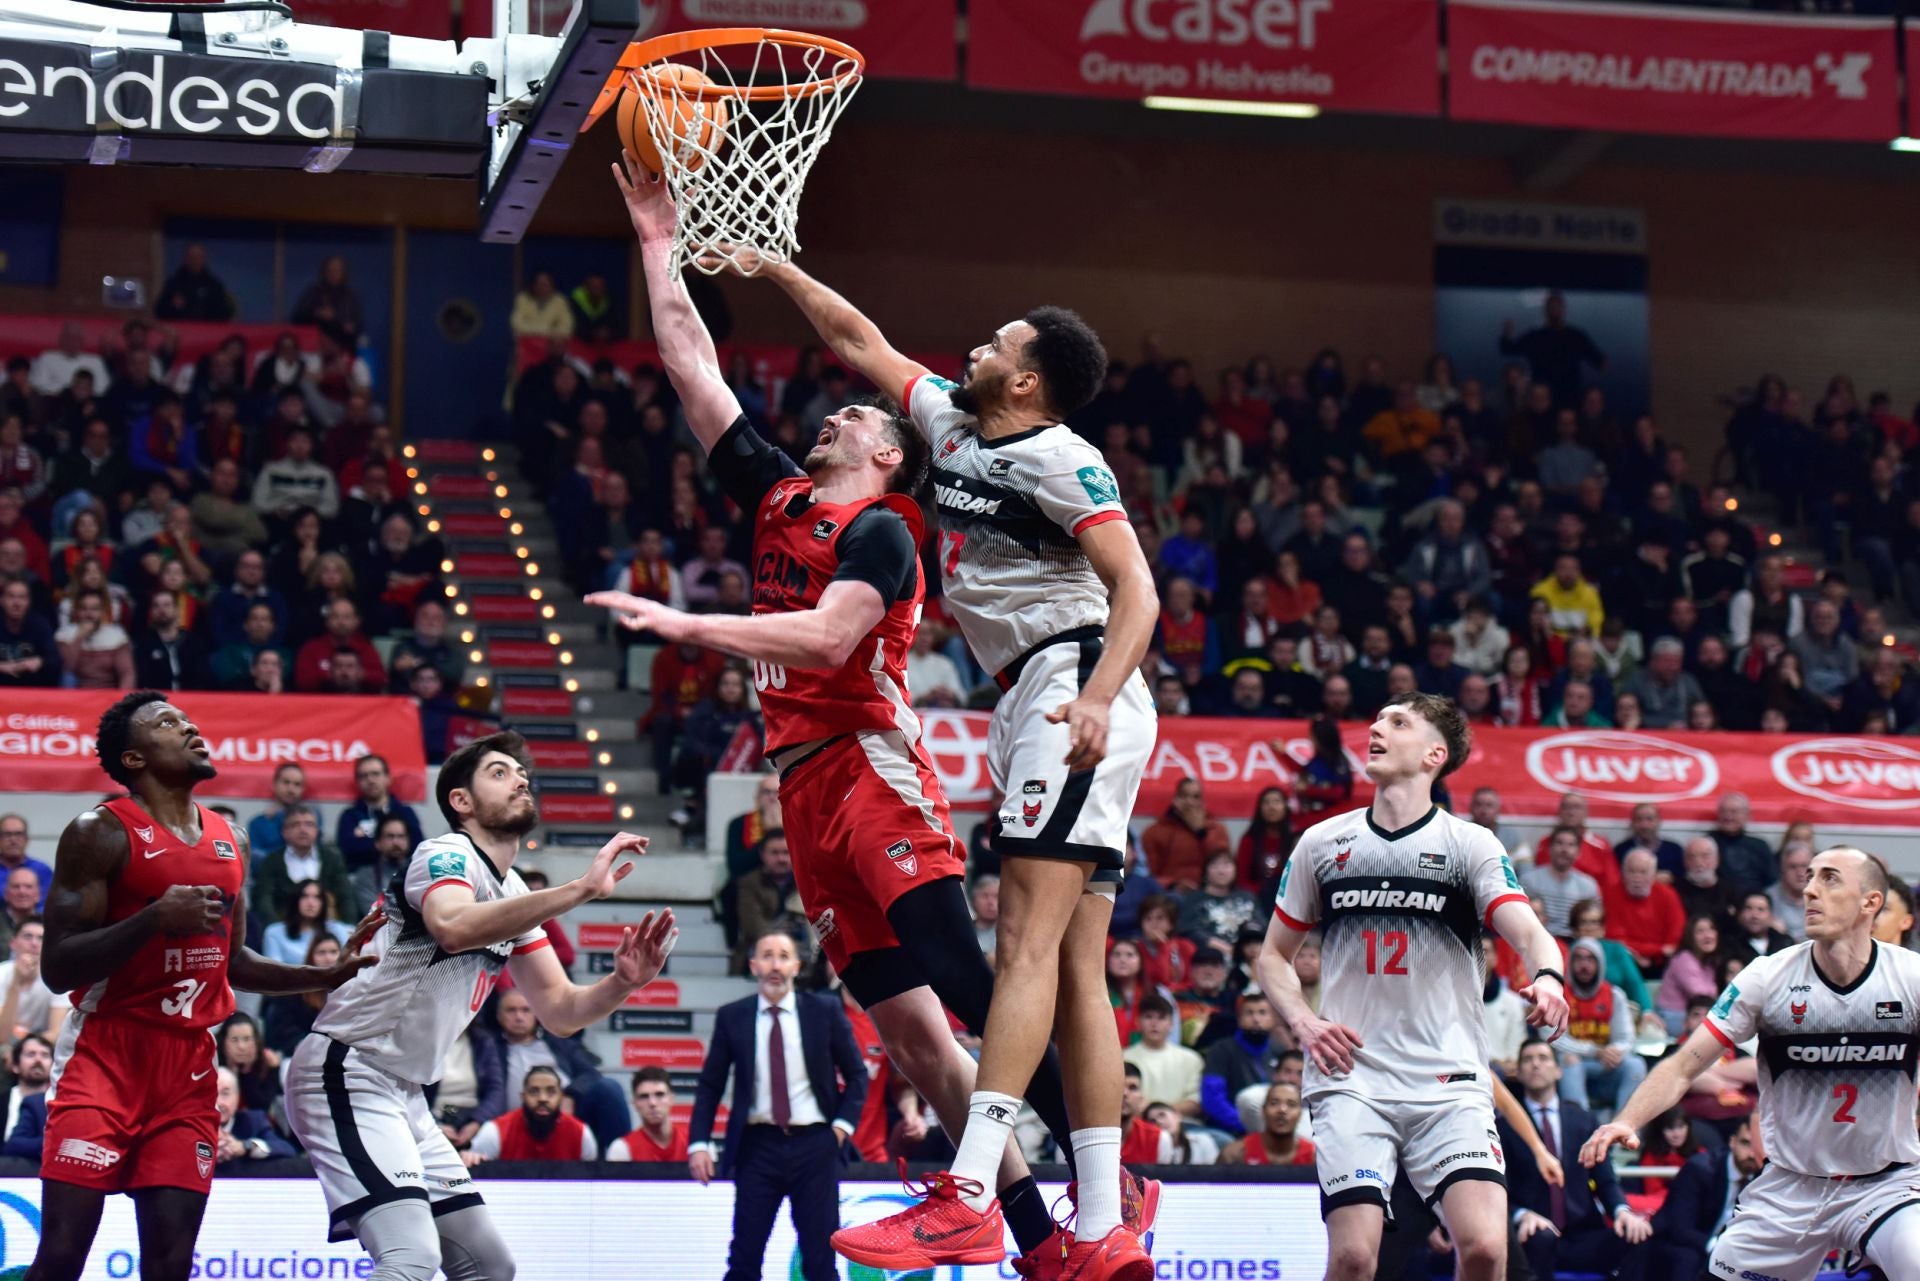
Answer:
0, 0, 642, 242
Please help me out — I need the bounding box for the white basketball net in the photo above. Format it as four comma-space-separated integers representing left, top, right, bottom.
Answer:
630, 38, 862, 277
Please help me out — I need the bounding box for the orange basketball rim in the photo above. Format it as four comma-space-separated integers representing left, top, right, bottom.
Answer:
581, 27, 866, 135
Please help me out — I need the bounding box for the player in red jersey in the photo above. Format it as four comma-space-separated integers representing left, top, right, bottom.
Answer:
587, 157, 1143, 1274
28, 691, 376, 1281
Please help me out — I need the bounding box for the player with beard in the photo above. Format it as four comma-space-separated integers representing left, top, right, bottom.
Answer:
719, 197, 1160, 1281
283, 731, 676, 1281
588, 158, 1126, 1277
28, 691, 378, 1281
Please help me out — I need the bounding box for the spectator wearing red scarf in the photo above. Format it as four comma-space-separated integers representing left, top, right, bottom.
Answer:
1236, 787, 1294, 894
622, 529, 685, 611
1135, 895, 1195, 993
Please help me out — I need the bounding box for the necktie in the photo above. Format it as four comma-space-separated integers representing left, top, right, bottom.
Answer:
767, 1005, 791, 1127
1538, 1106, 1566, 1228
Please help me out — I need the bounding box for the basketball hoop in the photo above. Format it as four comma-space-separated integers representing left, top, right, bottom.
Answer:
585, 28, 864, 277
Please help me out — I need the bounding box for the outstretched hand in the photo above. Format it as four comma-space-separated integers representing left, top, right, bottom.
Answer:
579, 832, 648, 901
320, 904, 387, 989
613, 910, 679, 989
585, 590, 690, 641
612, 152, 676, 248
1579, 1121, 1640, 1168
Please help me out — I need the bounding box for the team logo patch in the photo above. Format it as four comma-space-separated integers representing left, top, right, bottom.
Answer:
55, 1138, 121, 1169
1487, 1128, 1503, 1164
196, 1141, 214, 1179
164, 948, 184, 974
132, 824, 155, 844
927, 375, 959, 393
213, 840, 236, 861
1021, 800, 1043, 827
426, 849, 468, 882
1022, 780, 1047, 795
884, 839, 917, 876
1075, 465, 1120, 507
988, 459, 1014, 479
766, 483, 794, 516
1333, 846, 1352, 870
1877, 1000, 1905, 1020
939, 436, 963, 459
811, 519, 838, 540
1498, 852, 1522, 891
1711, 982, 1740, 1020
1790, 1000, 1808, 1025
1418, 852, 1447, 871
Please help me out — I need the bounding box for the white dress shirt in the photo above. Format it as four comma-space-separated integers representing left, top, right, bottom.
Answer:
749, 992, 827, 1127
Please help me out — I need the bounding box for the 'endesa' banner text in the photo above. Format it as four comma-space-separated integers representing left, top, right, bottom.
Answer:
917, 712, 1920, 827
1449, 0, 1899, 142
0, 690, 426, 802
966, 0, 1439, 116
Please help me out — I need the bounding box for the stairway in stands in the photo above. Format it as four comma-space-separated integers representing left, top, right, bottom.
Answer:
408, 439, 752, 1102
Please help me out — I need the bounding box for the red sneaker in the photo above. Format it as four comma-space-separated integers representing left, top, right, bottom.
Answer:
1065, 1170, 1162, 1238
830, 1166, 1007, 1270
1011, 1227, 1073, 1280
1058, 1226, 1154, 1281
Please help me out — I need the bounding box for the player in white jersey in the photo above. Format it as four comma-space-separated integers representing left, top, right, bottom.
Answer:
1583, 847, 1920, 1281
749, 260, 1160, 1279
1257, 692, 1571, 1281
282, 731, 677, 1281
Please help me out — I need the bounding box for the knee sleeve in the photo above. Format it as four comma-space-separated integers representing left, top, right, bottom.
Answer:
436, 1204, 518, 1281
349, 1200, 443, 1281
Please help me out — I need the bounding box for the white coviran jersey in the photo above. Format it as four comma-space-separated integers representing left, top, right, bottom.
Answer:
1705, 940, 1920, 1176
906, 374, 1127, 676
1275, 805, 1529, 1104
311, 834, 550, 1084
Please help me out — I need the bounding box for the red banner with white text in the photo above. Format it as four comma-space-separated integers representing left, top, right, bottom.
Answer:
469, 0, 955, 79
966, 0, 1438, 116
916, 712, 1920, 828
0, 690, 426, 803
1448, 0, 1900, 142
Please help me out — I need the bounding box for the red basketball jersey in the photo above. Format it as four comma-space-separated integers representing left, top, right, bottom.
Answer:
75, 798, 243, 1029
750, 480, 925, 753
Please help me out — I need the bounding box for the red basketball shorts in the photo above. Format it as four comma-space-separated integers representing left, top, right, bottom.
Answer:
44, 1011, 221, 1194
778, 729, 966, 971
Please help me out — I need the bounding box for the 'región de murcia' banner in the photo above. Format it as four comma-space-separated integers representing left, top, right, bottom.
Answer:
915, 711, 1920, 827
966, 0, 1439, 116
1448, 0, 1900, 142
0, 689, 426, 802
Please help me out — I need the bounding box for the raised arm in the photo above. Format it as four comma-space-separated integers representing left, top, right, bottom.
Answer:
507, 908, 677, 1037
42, 809, 225, 994
613, 155, 743, 452
758, 260, 927, 408
423, 833, 644, 955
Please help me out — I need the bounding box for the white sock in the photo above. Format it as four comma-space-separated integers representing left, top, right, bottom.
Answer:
1070, 1127, 1123, 1238
951, 1091, 1021, 1213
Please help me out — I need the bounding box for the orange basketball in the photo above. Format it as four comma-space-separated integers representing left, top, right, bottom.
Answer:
616, 63, 729, 174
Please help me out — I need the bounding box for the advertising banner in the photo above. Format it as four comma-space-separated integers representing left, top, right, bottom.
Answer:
966, 0, 1439, 116
1448, 0, 1900, 142
0, 689, 426, 803
0, 1177, 1324, 1278
917, 712, 1920, 828
634, 0, 955, 82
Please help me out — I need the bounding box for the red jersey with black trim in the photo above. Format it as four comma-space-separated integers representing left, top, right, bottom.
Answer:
751, 478, 926, 753
75, 798, 243, 1029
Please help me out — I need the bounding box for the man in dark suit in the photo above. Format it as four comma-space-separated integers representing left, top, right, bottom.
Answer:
1648, 1116, 1761, 1281
690, 928, 867, 1281
1499, 1039, 1653, 1281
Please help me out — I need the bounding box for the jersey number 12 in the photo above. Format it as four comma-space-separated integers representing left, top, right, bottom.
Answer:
1361, 930, 1409, 976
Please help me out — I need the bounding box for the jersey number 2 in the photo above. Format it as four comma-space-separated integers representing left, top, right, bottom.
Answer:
1831, 1083, 1858, 1124
1362, 930, 1409, 976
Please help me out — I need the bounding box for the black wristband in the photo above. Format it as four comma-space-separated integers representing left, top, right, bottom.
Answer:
1533, 967, 1566, 987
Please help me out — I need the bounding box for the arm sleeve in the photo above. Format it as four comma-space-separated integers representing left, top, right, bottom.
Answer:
606, 1138, 631, 1162
470, 1121, 502, 1160
1704, 952, 1776, 1048
579, 1129, 599, 1161
1274, 836, 1320, 932
1031, 439, 1129, 539
831, 507, 918, 605
1467, 827, 1531, 928
707, 416, 804, 516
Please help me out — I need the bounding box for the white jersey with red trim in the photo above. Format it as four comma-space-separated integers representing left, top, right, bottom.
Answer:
1704, 940, 1920, 1176
1275, 805, 1529, 1105
905, 374, 1127, 676
310, 833, 549, 1084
